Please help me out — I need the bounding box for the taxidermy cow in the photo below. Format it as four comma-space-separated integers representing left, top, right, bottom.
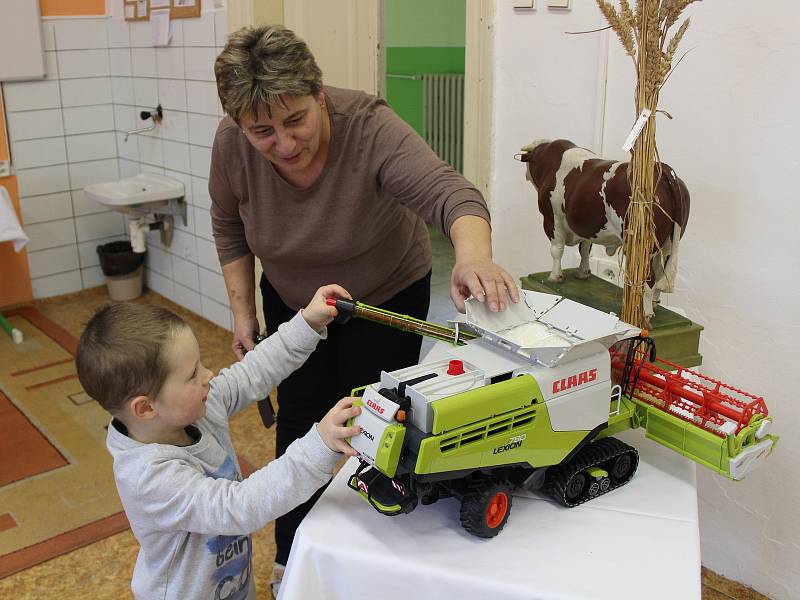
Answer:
520, 139, 690, 318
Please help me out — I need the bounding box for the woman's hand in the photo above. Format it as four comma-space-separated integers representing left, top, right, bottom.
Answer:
317, 397, 362, 455
451, 257, 519, 313
301, 284, 352, 332
231, 314, 259, 360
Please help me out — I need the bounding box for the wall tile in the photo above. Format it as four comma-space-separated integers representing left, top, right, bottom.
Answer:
129, 21, 153, 48
25, 218, 77, 252
41, 21, 56, 52
57, 50, 110, 79
20, 192, 73, 225
131, 48, 158, 78
3, 80, 61, 112
81, 265, 105, 289
28, 244, 80, 279
162, 140, 191, 173
107, 20, 130, 48
138, 136, 164, 166
16, 164, 70, 197
63, 105, 115, 135
67, 132, 118, 163
60, 78, 113, 107
31, 270, 83, 299
183, 12, 216, 47
172, 255, 199, 290
146, 245, 173, 278
194, 205, 213, 241
44, 51, 59, 80
161, 109, 189, 143
114, 104, 137, 131
201, 295, 231, 330
168, 19, 184, 47
191, 176, 212, 209
173, 283, 202, 314
190, 145, 211, 177
186, 80, 220, 115
119, 158, 140, 178
75, 212, 125, 242
117, 133, 140, 161
196, 237, 221, 273
199, 267, 228, 306
188, 113, 220, 148
158, 78, 187, 111
163, 169, 192, 199
156, 48, 185, 79
184, 47, 217, 81
133, 77, 159, 107
112, 77, 135, 105
12, 138, 67, 170
145, 268, 175, 299
109, 48, 133, 76
69, 158, 120, 189
215, 11, 229, 47
71, 189, 109, 216
169, 227, 197, 262
54, 20, 108, 50
7, 109, 64, 141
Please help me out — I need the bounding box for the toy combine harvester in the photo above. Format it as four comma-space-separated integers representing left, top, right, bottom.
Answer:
328, 291, 778, 538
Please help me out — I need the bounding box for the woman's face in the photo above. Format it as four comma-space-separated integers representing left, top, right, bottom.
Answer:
239, 93, 328, 179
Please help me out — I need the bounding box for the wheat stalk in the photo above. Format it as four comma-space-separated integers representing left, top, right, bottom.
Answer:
596, 0, 697, 326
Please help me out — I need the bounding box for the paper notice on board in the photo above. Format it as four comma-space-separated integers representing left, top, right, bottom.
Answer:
151, 8, 171, 47
150, 0, 170, 7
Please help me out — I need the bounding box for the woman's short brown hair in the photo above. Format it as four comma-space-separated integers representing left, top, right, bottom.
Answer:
76, 303, 187, 414
214, 25, 323, 122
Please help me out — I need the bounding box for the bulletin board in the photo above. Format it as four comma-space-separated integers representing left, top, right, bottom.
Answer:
124, 0, 201, 21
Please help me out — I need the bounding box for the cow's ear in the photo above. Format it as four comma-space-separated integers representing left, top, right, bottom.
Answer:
518, 152, 532, 163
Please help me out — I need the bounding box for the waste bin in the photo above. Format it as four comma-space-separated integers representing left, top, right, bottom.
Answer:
97, 241, 146, 301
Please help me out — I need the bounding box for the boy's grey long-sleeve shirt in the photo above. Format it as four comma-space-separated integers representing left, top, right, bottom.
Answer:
106, 312, 340, 600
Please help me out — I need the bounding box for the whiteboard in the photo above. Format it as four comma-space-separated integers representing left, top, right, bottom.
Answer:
0, 0, 46, 82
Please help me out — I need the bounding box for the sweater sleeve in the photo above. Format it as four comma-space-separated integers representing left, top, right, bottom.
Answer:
209, 124, 251, 266
208, 311, 324, 418
370, 102, 491, 240
131, 425, 340, 536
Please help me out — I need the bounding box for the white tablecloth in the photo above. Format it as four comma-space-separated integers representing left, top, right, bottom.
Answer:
278, 426, 700, 600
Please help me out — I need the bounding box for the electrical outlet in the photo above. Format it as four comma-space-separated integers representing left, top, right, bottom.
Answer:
0, 161, 10, 177
590, 256, 622, 287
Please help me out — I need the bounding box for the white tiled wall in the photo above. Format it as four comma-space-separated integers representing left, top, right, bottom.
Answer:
5, 12, 232, 330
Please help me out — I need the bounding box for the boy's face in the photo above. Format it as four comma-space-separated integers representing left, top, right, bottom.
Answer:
154, 327, 214, 428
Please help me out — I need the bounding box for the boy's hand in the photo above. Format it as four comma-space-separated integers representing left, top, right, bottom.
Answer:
317, 397, 362, 456
301, 284, 352, 332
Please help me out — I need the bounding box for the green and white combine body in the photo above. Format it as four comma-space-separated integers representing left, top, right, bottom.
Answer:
345, 291, 777, 537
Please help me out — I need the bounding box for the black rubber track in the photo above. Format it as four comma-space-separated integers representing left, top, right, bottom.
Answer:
545, 437, 639, 508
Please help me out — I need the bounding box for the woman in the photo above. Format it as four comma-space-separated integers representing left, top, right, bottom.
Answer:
210, 25, 518, 592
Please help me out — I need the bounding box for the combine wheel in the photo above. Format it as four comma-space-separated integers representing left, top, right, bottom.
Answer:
460, 481, 513, 538
609, 451, 638, 485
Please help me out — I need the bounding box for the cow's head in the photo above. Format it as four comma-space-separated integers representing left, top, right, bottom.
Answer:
519, 139, 577, 190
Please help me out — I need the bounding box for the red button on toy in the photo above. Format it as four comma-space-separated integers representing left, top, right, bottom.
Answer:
447, 359, 464, 375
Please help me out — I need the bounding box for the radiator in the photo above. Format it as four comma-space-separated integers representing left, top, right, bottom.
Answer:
422, 73, 465, 173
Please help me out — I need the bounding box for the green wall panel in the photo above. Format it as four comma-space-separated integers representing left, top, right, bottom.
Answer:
385, 47, 465, 137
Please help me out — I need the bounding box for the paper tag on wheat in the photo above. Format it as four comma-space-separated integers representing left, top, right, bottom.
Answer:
622, 109, 652, 152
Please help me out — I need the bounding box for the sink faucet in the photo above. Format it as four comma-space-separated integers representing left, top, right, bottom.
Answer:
125, 104, 163, 142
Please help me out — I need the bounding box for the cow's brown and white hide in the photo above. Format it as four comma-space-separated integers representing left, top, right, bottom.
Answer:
520, 139, 690, 318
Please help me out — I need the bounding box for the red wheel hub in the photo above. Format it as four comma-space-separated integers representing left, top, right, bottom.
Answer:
485, 492, 508, 528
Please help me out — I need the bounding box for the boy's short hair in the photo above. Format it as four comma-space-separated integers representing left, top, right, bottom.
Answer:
76, 303, 188, 414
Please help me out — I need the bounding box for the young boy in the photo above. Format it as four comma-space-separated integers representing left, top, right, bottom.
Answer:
75, 284, 361, 600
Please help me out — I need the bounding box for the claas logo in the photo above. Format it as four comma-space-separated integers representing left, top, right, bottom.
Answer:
366, 398, 385, 414
552, 368, 597, 394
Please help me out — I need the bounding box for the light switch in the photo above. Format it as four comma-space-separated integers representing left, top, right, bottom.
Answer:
547, 0, 571, 8
513, 0, 536, 8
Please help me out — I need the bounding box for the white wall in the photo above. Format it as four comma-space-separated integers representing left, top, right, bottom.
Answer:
491, 2, 799, 598
6, 10, 234, 332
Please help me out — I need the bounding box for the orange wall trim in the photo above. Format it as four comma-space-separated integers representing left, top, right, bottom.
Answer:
39, 0, 106, 17
0, 177, 33, 308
